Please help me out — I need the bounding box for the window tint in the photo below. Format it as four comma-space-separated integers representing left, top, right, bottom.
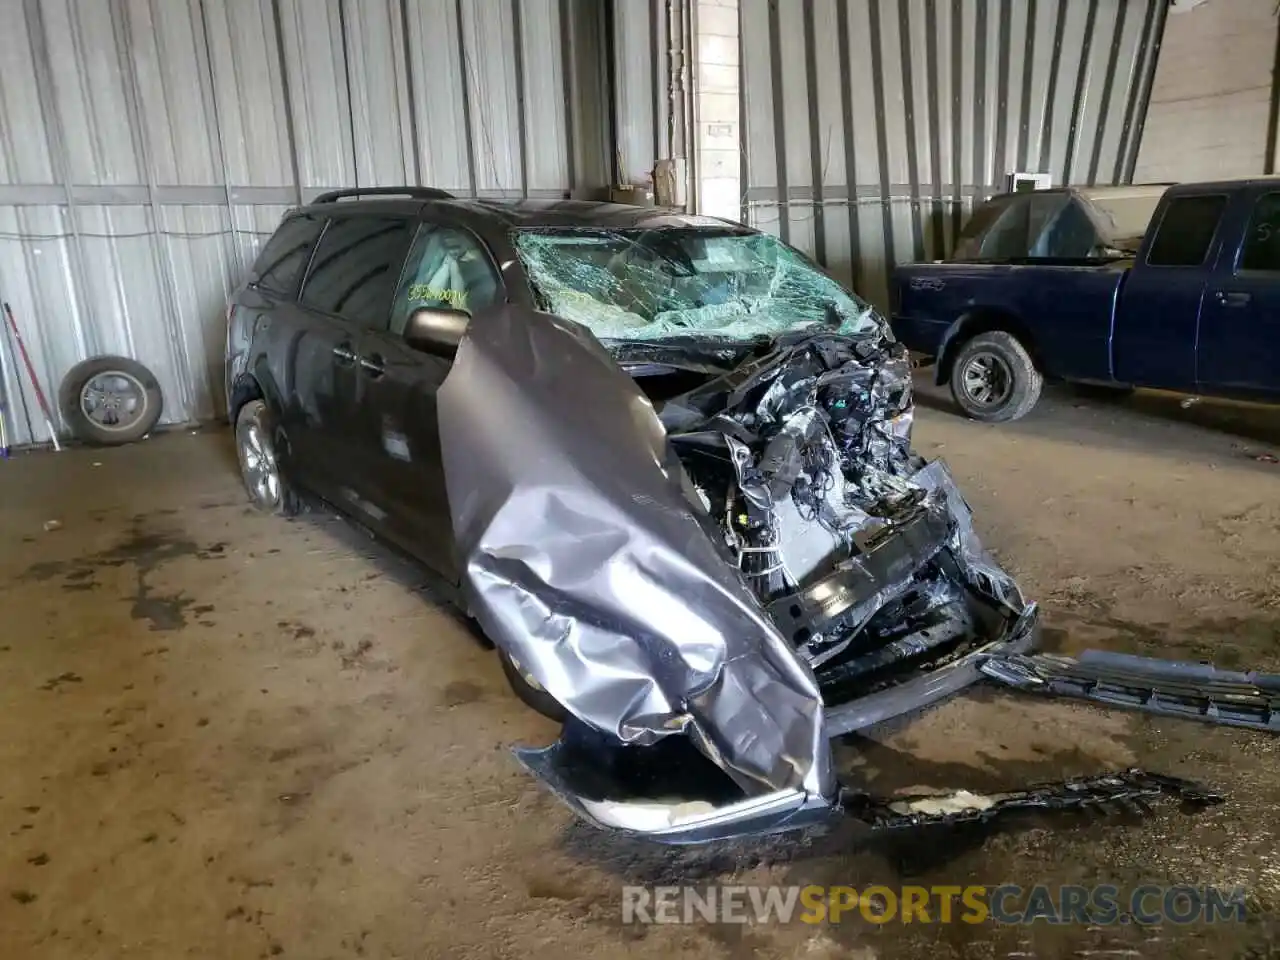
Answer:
389, 225, 501, 335
1146, 195, 1227, 267
953, 196, 1018, 259
299, 216, 415, 327
1240, 192, 1280, 272
1025, 193, 1071, 255
253, 214, 325, 295
1034, 201, 1097, 258
979, 198, 1031, 259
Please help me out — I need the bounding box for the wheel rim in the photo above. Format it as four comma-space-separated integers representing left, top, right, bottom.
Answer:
959, 352, 1014, 409
79, 371, 148, 432
237, 415, 281, 508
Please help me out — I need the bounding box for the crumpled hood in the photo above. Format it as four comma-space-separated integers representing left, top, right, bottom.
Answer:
436, 304, 833, 799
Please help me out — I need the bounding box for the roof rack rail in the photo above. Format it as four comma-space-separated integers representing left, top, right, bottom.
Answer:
311, 187, 454, 204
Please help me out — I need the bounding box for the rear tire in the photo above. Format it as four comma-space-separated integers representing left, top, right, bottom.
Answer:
234, 399, 300, 517
949, 331, 1042, 422
498, 647, 567, 722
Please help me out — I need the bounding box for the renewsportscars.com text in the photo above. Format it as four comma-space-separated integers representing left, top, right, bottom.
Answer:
621, 884, 1248, 926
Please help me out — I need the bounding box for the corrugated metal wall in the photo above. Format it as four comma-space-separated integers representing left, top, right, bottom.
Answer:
615, 0, 691, 187
0, 0, 629, 446
740, 0, 1166, 311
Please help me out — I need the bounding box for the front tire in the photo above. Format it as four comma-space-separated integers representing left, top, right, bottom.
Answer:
498, 647, 567, 722
234, 399, 299, 516
949, 331, 1043, 422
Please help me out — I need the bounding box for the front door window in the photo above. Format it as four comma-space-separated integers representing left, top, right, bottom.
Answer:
1239, 192, 1280, 272
390, 225, 502, 335
1145, 195, 1228, 268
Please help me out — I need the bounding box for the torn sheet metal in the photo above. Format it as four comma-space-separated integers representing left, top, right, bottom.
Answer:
982, 650, 1280, 732
913, 459, 1027, 616
437, 304, 832, 800
656, 330, 1031, 722
839, 768, 1223, 830
512, 722, 833, 844
438, 302, 1045, 840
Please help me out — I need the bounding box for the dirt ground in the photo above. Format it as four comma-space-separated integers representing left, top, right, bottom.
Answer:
2, 377, 1279, 959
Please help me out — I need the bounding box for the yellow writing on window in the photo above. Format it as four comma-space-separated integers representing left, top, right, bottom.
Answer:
407, 284, 468, 309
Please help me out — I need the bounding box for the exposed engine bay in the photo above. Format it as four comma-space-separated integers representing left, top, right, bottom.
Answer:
651, 331, 1028, 715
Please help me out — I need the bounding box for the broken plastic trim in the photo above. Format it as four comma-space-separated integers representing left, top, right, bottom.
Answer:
981, 650, 1280, 733
823, 604, 1038, 737
514, 740, 829, 844
839, 768, 1223, 830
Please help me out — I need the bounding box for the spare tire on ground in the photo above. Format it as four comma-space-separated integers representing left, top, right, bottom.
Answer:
59, 355, 164, 446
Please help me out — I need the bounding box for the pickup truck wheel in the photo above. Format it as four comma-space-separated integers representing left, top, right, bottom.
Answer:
950, 332, 1043, 422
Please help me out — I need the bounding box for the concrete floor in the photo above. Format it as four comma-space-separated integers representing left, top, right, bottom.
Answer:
2, 378, 1280, 959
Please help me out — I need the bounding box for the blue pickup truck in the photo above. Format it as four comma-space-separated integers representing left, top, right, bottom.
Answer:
891, 179, 1280, 421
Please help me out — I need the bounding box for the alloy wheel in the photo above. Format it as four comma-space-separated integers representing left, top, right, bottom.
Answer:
79, 371, 148, 433
238, 416, 281, 509
959, 352, 1014, 409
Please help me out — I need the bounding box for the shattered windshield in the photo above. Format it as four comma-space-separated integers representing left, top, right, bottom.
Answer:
513, 227, 881, 342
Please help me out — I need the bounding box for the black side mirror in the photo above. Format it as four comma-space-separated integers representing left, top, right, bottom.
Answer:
403, 306, 469, 358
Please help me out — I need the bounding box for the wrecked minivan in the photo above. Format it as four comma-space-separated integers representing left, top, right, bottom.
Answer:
226, 192, 1040, 842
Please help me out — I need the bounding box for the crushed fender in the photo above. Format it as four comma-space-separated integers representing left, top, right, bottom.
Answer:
839, 768, 1223, 830
981, 650, 1280, 733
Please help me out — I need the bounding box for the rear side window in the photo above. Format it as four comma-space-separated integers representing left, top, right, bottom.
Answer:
1239, 192, 1280, 272
1146, 195, 1227, 267
253, 214, 325, 295
300, 216, 416, 328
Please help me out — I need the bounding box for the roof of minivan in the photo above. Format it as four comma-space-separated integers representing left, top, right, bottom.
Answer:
442, 199, 742, 230
303, 195, 746, 231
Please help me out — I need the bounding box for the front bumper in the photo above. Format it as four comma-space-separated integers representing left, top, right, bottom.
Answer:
825, 604, 1039, 736
514, 740, 833, 844
981, 649, 1280, 732
514, 605, 1040, 844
